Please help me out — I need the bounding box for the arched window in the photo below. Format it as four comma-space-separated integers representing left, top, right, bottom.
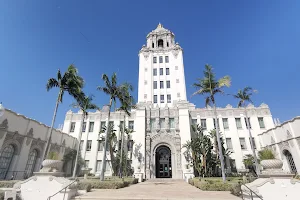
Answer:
24, 149, 38, 179
283, 150, 297, 173
158, 39, 164, 48
0, 145, 15, 179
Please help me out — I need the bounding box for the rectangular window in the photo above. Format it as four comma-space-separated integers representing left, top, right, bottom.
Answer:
230, 159, 237, 172
154, 95, 157, 103
213, 118, 219, 129
239, 138, 247, 150
86, 140, 92, 151
80, 140, 84, 151
201, 119, 207, 130
244, 118, 252, 129
166, 68, 170, 75
159, 56, 163, 63
165, 56, 169, 63
153, 57, 157, 63
226, 138, 233, 150
129, 121, 134, 130
82, 122, 86, 132
166, 81, 170, 88
153, 81, 157, 89
169, 118, 175, 129
160, 81, 164, 89
150, 118, 156, 130
176, 79, 179, 83
109, 121, 114, 128
160, 68, 163, 75
85, 160, 89, 168
128, 140, 134, 151
160, 95, 164, 103
222, 118, 229, 130
167, 94, 171, 103
160, 118, 165, 129
175, 66, 178, 70
153, 68, 157, 76
98, 141, 104, 151
96, 160, 110, 172
250, 137, 257, 149
100, 121, 106, 132
192, 119, 197, 126
119, 121, 124, 131
235, 118, 242, 129
70, 122, 76, 132
89, 122, 94, 132
177, 93, 180, 97
258, 117, 265, 128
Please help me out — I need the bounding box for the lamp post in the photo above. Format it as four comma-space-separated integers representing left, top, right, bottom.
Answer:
0, 102, 5, 118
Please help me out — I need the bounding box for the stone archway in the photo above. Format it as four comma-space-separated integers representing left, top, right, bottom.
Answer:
155, 145, 172, 178
145, 131, 182, 179
283, 149, 297, 173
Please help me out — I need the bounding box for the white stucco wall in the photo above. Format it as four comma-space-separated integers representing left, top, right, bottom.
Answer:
258, 116, 300, 174
0, 109, 77, 180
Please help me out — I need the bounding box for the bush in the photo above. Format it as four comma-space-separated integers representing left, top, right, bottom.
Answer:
189, 178, 238, 191
0, 180, 19, 188
230, 184, 242, 197
258, 149, 275, 160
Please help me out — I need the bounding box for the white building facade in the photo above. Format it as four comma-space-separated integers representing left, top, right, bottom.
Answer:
63, 24, 275, 179
258, 116, 300, 174
0, 109, 77, 180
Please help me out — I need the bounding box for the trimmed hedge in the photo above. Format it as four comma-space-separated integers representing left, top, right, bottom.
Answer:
0, 180, 19, 188
188, 178, 240, 192
76, 178, 138, 191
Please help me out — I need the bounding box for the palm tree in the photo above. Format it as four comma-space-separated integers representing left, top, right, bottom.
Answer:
44, 65, 84, 160
234, 86, 260, 176
116, 94, 136, 178
97, 73, 133, 181
72, 93, 99, 178
193, 64, 231, 182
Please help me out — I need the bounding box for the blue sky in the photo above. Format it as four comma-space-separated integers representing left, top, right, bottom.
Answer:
0, 1, 299, 127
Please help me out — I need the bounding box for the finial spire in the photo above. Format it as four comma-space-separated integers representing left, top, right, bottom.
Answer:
157, 23, 163, 28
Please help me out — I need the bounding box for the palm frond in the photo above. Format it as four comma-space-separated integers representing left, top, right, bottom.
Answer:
46, 78, 59, 91
218, 75, 231, 88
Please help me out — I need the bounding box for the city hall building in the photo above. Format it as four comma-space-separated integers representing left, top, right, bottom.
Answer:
62, 24, 275, 179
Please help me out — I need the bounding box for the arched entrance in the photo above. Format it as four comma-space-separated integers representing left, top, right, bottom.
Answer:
283, 149, 297, 173
155, 146, 172, 178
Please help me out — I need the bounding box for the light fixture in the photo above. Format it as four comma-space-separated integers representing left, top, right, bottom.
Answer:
0, 103, 5, 118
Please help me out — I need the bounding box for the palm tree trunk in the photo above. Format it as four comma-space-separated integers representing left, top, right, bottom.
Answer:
119, 115, 125, 178
72, 113, 85, 178
100, 98, 112, 181
213, 104, 226, 182
244, 107, 260, 176
42, 90, 61, 160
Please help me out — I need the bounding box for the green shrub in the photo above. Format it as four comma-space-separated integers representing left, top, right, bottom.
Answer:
47, 151, 59, 160
0, 180, 19, 188
230, 184, 242, 196
258, 149, 275, 160
189, 178, 238, 191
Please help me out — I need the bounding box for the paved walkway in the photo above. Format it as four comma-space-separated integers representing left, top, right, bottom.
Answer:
74, 179, 240, 200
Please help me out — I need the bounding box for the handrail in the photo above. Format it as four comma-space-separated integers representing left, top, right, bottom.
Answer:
239, 182, 263, 200
47, 179, 77, 200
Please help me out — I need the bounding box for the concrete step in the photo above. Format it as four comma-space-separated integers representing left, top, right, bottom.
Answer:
146, 178, 185, 182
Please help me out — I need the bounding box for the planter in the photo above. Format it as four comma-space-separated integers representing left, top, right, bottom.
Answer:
41, 159, 63, 172
261, 159, 283, 170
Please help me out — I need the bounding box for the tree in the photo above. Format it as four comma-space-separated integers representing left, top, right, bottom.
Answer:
97, 73, 133, 181
44, 65, 84, 160
116, 94, 136, 178
183, 125, 212, 177
233, 87, 260, 176
193, 64, 231, 182
72, 94, 99, 178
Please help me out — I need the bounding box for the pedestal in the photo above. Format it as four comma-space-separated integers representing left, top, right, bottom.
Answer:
183, 172, 194, 182
134, 173, 144, 182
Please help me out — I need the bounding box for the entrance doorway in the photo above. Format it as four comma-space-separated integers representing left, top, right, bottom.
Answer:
283, 149, 297, 173
155, 146, 172, 178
